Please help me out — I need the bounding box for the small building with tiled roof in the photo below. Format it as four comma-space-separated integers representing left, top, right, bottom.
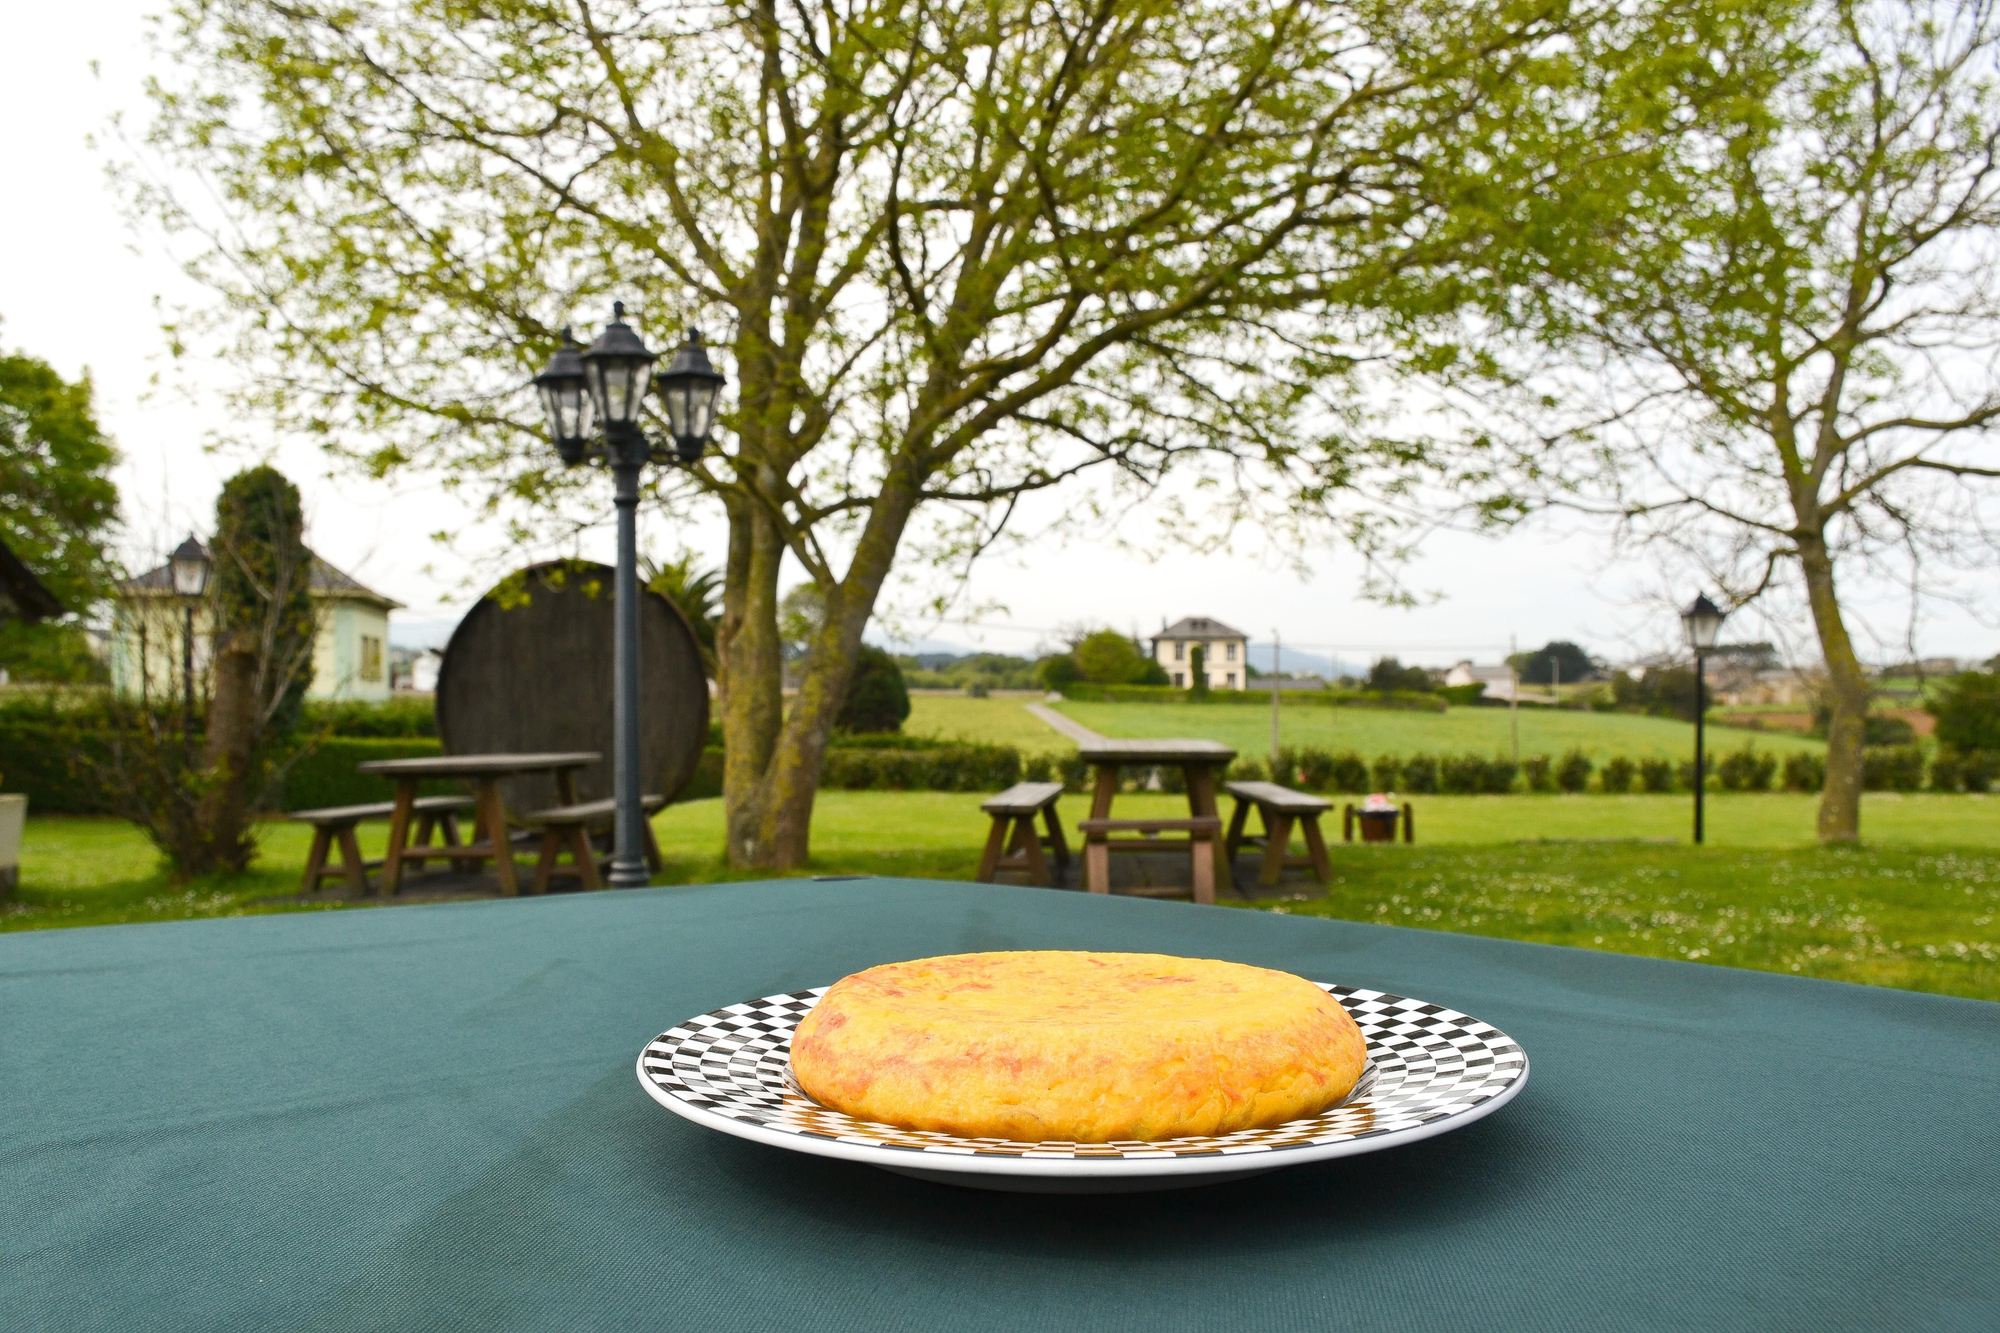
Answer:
111, 539, 404, 702
1148, 616, 1249, 690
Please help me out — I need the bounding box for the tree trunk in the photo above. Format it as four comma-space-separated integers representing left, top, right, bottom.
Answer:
1797, 533, 1867, 843
718, 468, 923, 870
195, 629, 259, 874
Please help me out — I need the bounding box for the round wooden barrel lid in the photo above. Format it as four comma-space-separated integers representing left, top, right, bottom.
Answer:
436, 561, 710, 815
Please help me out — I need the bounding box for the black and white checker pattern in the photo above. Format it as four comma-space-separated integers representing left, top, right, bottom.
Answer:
638, 983, 1526, 1168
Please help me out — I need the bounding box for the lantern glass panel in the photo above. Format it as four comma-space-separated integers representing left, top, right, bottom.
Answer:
170, 557, 206, 597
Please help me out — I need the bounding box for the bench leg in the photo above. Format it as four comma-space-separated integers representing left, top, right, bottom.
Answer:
1344, 804, 1355, 843
569, 825, 604, 891
1260, 813, 1293, 890
1403, 802, 1415, 844
1084, 836, 1110, 894
1225, 796, 1253, 860
336, 825, 369, 897
1016, 814, 1051, 887
977, 815, 1009, 882
300, 826, 333, 895
1042, 804, 1071, 870
1190, 835, 1215, 906
1303, 815, 1332, 882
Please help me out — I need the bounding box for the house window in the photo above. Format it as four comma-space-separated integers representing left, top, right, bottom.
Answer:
360, 635, 383, 682
1225, 672, 1236, 688
1172, 672, 1184, 687
1173, 641, 1184, 661
1226, 642, 1237, 662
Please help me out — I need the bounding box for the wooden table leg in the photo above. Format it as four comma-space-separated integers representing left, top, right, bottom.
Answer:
1183, 763, 1234, 896
1088, 764, 1120, 820
476, 780, 520, 896
380, 782, 416, 896
1190, 830, 1216, 906
1084, 830, 1111, 894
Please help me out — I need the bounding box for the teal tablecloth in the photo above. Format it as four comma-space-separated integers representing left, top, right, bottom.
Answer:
2, 878, 1995, 1331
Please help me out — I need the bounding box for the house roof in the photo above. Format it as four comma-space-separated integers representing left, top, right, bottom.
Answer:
1150, 616, 1247, 643
0, 535, 63, 623
121, 544, 404, 611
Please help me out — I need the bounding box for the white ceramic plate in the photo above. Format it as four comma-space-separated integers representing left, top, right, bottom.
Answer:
637, 982, 1528, 1193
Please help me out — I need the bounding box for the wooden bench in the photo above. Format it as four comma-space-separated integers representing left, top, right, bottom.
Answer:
1077, 816, 1222, 905
977, 782, 1070, 887
289, 795, 474, 895
523, 795, 666, 893
1224, 781, 1333, 888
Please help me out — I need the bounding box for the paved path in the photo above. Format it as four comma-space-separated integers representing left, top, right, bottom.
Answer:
1023, 702, 1105, 745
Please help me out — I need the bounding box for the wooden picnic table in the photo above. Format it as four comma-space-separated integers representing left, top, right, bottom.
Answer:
1076, 739, 1237, 897
357, 752, 600, 897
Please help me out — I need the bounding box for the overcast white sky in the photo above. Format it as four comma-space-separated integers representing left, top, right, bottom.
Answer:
5, 1, 1996, 670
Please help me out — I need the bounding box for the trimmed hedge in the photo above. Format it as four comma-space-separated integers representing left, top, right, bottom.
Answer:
0, 721, 119, 814
1055, 685, 1447, 711
820, 743, 1022, 792
279, 737, 450, 809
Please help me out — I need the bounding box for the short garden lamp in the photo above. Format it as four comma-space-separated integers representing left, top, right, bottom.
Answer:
168, 536, 210, 599
168, 535, 210, 714
1680, 594, 1725, 653
526, 304, 727, 889
1679, 593, 1726, 845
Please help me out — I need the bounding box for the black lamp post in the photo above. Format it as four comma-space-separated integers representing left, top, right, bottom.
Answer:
168, 535, 211, 714
1680, 593, 1726, 844
533, 306, 725, 887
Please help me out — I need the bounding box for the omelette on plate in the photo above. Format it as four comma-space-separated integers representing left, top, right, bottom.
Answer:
789, 950, 1366, 1142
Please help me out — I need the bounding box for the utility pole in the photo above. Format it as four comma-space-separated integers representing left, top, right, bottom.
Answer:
1270, 629, 1281, 768
1509, 634, 1520, 765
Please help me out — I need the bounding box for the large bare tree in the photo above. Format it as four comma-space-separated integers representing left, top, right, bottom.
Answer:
139, 0, 1671, 867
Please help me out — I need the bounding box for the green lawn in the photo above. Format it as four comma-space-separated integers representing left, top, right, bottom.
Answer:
11, 790, 1998, 1001
905, 693, 1073, 754
1055, 697, 1824, 763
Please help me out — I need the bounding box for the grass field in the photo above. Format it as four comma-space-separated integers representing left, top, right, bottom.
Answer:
1054, 698, 1824, 762
905, 693, 1073, 753
12, 790, 1998, 1001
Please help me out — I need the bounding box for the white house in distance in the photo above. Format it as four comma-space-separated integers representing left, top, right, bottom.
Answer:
1444, 661, 1517, 702
111, 539, 403, 702
1150, 616, 1249, 689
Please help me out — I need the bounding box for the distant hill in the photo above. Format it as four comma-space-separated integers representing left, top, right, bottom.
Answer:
1247, 645, 1359, 680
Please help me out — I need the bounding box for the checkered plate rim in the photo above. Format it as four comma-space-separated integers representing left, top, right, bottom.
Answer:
636, 983, 1528, 1179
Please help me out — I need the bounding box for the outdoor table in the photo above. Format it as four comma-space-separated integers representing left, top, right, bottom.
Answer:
4, 881, 1996, 1330
1078, 738, 1238, 896
357, 751, 599, 896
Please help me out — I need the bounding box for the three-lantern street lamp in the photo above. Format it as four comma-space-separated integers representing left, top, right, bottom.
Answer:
168, 535, 211, 714
1680, 593, 1726, 845
533, 304, 726, 888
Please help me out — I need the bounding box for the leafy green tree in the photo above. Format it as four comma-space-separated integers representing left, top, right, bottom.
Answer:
1509, 641, 1596, 687
1037, 654, 1082, 691
0, 344, 118, 681
1189, 645, 1210, 698
1928, 671, 2000, 753
1075, 630, 1152, 685
199, 466, 318, 868
836, 647, 911, 733
138, 0, 1693, 867
1465, 0, 2000, 843
1365, 657, 1434, 693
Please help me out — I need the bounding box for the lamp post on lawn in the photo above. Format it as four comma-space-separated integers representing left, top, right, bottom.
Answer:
168, 535, 211, 715
532, 305, 726, 887
1680, 593, 1726, 844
